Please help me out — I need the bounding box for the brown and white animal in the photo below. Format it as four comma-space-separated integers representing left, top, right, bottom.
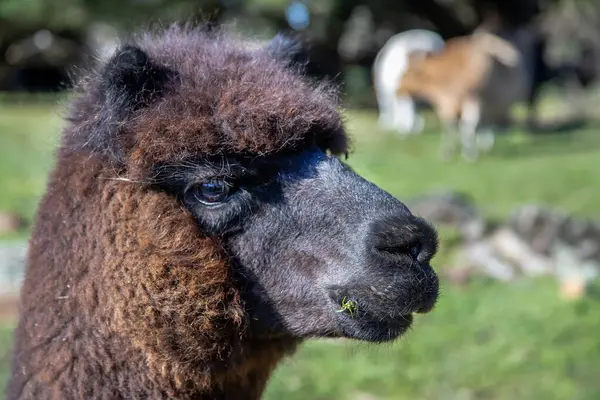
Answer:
373, 29, 445, 135
397, 30, 531, 161
6, 25, 440, 399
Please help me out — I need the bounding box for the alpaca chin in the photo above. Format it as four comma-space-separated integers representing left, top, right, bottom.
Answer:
326, 267, 439, 343
338, 312, 415, 343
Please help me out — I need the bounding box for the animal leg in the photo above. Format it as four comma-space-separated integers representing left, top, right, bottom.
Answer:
476, 128, 496, 153
459, 97, 481, 162
436, 100, 461, 161
392, 95, 420, 136
438, 119, 460, 161
413, 113, 425, 134
376, 89, 397, 130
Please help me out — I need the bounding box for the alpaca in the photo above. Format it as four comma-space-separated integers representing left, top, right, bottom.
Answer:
396, 30, 530, 161
6, 25, 440, 399
372, 29, 445, 134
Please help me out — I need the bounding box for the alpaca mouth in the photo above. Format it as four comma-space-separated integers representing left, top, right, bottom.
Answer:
334, 308, 415, 342
328, 295, 426, 342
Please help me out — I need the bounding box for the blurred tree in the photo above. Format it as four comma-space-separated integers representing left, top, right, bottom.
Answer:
0, 0, 233, 31
1, 0, 586, 98
0, 0, 243, 91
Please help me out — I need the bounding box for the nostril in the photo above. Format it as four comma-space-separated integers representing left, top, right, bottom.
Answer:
370, 214, 438, 263
376, 242, 421, 261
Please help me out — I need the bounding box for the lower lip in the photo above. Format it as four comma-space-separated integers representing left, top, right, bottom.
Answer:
388, 313, 414, 330
370, 318, 413, 342
337, 311, 414, 342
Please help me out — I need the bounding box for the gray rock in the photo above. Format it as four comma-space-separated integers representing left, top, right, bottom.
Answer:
407, 190, 486, 241
457, 242, 517, 282
451, 203, 600, 291
489, 228, 553, 277
509, 205, 600, 265
0, 241, 27, 296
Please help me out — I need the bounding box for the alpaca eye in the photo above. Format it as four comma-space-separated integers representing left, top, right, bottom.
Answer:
190, 180, 232, 205
410, 244, 421, 260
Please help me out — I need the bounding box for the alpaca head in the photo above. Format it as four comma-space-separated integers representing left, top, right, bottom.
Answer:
222, 151, 440, 342
70, 26, 439, 346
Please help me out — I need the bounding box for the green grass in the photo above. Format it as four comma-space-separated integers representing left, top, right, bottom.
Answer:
0, 328, 14, 394
0, 102, 63, 235
344, 110, 600, 219
265, 279, 600, 400
1, 99, 600, 399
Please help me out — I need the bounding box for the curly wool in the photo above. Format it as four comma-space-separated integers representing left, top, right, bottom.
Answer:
7, 24, 349, 399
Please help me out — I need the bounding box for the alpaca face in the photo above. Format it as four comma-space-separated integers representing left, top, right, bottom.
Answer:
78, 29, 439, 345
159, 147, 439, 343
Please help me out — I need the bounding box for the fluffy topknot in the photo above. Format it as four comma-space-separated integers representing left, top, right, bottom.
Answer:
66, 24, 349, 179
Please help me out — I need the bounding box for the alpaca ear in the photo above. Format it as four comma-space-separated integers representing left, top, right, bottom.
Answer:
264, 33, 307, 68
90, 45, 174, 162
102, 44, 172, 114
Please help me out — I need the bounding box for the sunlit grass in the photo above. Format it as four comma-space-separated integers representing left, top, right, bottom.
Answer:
1, 99, 599, 399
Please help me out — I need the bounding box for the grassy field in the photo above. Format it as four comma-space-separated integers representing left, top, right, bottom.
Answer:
1, 99, 600, 399
0, 100, 63, 237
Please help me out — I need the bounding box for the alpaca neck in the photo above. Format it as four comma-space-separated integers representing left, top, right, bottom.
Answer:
116, 335, 300, 399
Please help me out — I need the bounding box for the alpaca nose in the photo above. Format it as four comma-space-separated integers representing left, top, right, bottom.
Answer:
369, 214, 432, 263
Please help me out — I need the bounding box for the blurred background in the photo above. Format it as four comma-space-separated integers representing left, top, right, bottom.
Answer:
1, 0, 600, 399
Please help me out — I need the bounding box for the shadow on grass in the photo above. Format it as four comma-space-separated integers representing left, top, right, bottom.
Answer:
585, 280, 600, 302
377, 113, 600, 161
529, 117, 589, 134
489, 118, 600, 159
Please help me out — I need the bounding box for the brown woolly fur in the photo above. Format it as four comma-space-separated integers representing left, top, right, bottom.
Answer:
66, 25, 349, 178
8, 23, 443, 400
7, 24, 349, 399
